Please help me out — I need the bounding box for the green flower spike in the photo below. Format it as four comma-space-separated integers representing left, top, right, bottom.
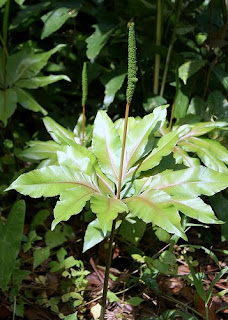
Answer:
82, 62, 88, 107
126, 22, 138, 104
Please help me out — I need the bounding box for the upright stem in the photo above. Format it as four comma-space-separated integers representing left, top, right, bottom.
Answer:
153, 0, 162, 95
100, 103, 130, 320
2, 0, 10, 90
81, 104, 86, 146
160, 0, 182, 97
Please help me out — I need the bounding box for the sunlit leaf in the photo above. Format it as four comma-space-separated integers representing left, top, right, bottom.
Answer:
126, 190, 186, 239
92, 110, 121, 185
6, 165, 99, 198
43, 116, 75, 145
21, 140, 59, 160
102, 70, 127, 107
52, 186, 98, 229
91, 194, 127, 233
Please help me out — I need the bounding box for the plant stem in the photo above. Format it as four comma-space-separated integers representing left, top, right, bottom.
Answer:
153, 0, 162, 95
81, 104, 86, 146
2, 0, 10, 91
160, 0, 182, 97
100, 103, 130, 320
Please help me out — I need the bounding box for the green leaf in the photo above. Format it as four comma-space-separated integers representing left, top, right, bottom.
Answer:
126, 190, 186, 239
92, 110, 121, 185
102, 70, 127, 107
148, 166, 228, 197
138, 131, 179, 173
210, 194, 228, 241
33, 247, 50, 270
52, 186, 98, 229
107, 291, 121, 303
179, 137, 228, 173
179, 60, 206, 85
14, 0, 26, 5
86, 23, 115, 60
31, 209, 50, 230
64, 312, 78, 320
90, 194, 127, 233
0, 200, 25, 290
21, 140, 59, 161
119, 217, 146, 245
6, 165, 99, 198
95, 163, 115, 196
212, 66, 228, 92
207, 91, 228, 119
0, 0, 7, 8
6, 44, 65, 86
126, 297, 144, 306
41, 5, 81, 39
173, 83, 189, 119
16, 74, 71, 89
0, 88, 17, 126
57, 144, 97, 176
45, 225, 73, 249
172, 197, 223, 224
43, 116, 75, 145
14, 87, 47, 115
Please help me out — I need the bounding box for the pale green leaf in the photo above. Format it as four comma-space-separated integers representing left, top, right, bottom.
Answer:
102, 70, 127, 107
138, 131, 179, 173
33, 247, 50, 270
52, 186, 98, 229
86, 24, 115, 60
126, 190, 186, 239
21, 140, 59, 160
126, 297, 144, 306
95, 163, 115, 196
173, 145, 200, 167
41, 6, 81, 39
92, 111, 121, 185
0, 200, 25, 290
179, 60, 206, 85
178, 121, 227, 140
6, 165, 99, 198
123, 105, 168, 175
172, 197, 222, 224
83, 219, 109, 253
57, 144, 97, 176
148, 166, 228, 197
16, 74, 71, 88
14, 0, 26, 5
83, 219, 122, 252
14, 87, 47, 115
179, 138, 228, 173
90, 194, 127, 233
0, 88, 17, 126
43, 116, 75, 145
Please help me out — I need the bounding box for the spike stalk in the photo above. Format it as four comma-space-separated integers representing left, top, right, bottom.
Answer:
100, 22, 137, 320
81, 62, 88, 146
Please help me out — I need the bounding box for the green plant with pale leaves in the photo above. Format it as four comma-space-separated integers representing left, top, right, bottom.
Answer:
6, 104, 228, 249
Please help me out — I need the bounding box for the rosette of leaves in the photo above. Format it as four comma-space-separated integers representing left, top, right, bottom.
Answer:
0, 44, 70, 126
6, 105, 228, 251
